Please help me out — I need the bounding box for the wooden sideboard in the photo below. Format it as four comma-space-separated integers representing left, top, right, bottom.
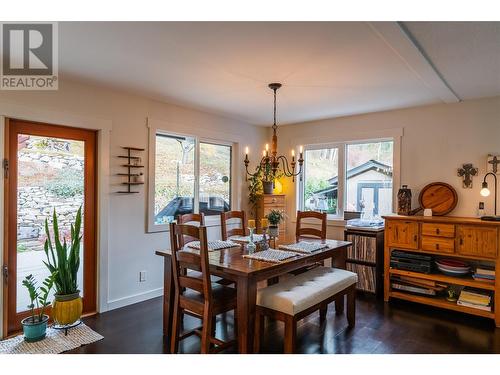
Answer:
383, 215, 500, 327
256, 194, 286, 235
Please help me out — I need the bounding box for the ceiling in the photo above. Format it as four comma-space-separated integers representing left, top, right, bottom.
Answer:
58, 22, 500, 125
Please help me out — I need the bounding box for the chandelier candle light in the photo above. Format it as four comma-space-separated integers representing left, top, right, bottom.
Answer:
244, 83, 304, 192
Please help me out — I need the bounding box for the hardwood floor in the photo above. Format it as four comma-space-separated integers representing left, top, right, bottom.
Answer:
69, 294, 500, 354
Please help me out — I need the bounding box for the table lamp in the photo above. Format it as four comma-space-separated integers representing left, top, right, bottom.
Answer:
480, 172, 500, 221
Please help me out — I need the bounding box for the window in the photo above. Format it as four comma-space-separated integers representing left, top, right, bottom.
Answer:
199, 142, 232, 215
346, 141, 393, 217
150, 131, 232, 231
299, 139, 394, 219
303, 148, 338, 214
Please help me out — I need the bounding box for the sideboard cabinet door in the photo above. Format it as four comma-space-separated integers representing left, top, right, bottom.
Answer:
386, 221, 419, 249
457, 225, 498, 259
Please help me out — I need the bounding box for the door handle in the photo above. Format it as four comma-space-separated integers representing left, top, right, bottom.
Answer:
436, 243, 440, 250
2, 264, 7, 281
436, 228, 440, 235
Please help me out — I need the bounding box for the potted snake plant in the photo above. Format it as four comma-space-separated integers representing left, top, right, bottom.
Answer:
43, 206, 83, 326
266, 209, 285, 237
21, 272, 56, 342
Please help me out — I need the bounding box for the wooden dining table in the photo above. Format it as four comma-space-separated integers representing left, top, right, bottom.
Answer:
155, 236, 351, 353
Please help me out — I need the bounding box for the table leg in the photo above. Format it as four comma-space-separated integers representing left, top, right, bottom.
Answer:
163, 256, 175, 353
236, 276, 257, 354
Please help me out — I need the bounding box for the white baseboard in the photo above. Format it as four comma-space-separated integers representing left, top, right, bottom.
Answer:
106, 287, 163, 311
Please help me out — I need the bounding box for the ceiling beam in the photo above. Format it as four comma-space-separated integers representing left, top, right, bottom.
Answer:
368, 22, 461, 103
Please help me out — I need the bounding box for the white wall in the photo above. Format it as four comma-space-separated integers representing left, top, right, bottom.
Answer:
275, 96, 500, 237
0, 79, 266, 324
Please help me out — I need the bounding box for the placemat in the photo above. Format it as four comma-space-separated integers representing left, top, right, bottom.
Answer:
243, 249, 299, 263
230, 234, 264, 243
279, 241, 328, 254
187, 240, 237, 251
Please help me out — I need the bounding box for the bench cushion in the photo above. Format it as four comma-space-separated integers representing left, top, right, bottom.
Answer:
256, 267, 358, 316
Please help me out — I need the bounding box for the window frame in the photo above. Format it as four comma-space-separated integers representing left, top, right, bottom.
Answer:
298, 137, 397, 220
147, 128, 236, 233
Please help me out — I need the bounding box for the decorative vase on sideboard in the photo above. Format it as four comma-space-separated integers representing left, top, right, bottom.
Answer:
262, 181, 274, 194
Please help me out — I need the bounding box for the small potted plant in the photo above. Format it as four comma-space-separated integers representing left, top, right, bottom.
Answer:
266, 209, 285, 237
21, 273, 56, 342
43, 207, 83, 326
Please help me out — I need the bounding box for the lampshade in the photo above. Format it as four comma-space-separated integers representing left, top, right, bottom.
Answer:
480, 181, 490, 197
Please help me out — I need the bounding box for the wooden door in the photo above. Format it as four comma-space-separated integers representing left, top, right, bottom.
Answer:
386, 221, 419, 249
3, 119, 97, 336
457, 225, 498, 259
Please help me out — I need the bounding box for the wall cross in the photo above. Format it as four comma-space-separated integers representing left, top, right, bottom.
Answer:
457, 163, 478, 189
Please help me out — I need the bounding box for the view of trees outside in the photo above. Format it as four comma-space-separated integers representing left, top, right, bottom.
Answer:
154, 134, 195, 224
303, 148, 338, 214
346, 141, 393, 170
154, 134, 231, 224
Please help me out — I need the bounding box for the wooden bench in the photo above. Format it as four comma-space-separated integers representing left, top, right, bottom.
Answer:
254, 266, 357, 353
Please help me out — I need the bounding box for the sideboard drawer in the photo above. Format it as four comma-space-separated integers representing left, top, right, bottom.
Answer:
421, 223, 455, 238
421, 236, 455, 253
263, 195, 285, 207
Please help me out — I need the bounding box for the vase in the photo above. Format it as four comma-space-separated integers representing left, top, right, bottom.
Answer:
21, 315, 49, 342
397, 185, 412, 215
262, 181, 274, 194
268, 225, 279, 237
52, 291, 83, 326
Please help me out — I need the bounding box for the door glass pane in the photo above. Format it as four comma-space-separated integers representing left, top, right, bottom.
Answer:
154, 133, 195, 224
346, 140, 393, 218
199, 142, 231, 216
303, 148, 338, 215
17, 135, 85, 313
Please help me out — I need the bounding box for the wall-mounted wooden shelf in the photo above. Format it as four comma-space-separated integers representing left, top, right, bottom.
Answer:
118, 146, 145, 194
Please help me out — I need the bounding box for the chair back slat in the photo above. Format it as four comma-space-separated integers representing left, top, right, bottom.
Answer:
177, 213, 205, 246
220, 210, 246, 240
170, 222, 212, 298
295, 210, 327, 241
178, 275, 204, 293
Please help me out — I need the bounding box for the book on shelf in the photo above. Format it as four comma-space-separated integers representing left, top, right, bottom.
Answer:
458, 287, 492, 307
472, 274, 495, 282
457, 300, 492, 312
395, 276, 447, 291
475, 266, 495, 277
391, 281, 437, 296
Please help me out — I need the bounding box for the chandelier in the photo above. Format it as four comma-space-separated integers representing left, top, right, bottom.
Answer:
244, 83, 304, 184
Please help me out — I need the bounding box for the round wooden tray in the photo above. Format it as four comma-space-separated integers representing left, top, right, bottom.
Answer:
415, 182, 458, 216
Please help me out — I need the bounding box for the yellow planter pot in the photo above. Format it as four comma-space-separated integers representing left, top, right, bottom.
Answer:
52, 291, 82, 326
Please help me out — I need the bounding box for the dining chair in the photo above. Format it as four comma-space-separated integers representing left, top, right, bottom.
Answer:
291, 211, 328, 275
169, 222, 237, 354
295, 210, 327, 242
220, 210, 246, 240
177, 213, 205, 246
